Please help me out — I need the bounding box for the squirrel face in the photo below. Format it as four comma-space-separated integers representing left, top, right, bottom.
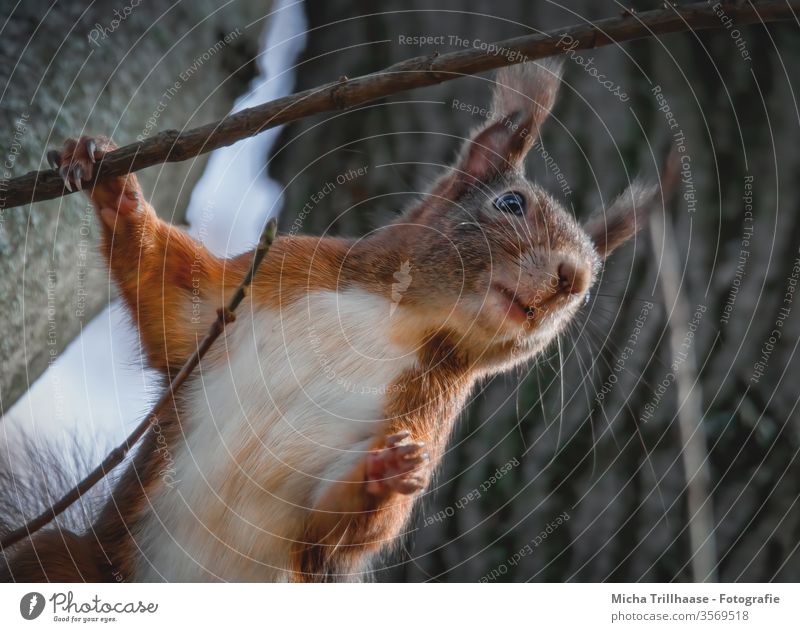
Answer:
400, 165, 599, 364
443, 177, 597, 351
391, 60, 657, 367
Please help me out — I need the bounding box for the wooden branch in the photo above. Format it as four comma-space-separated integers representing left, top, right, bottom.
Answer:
649, 152, 718, 582
0, 218, 278, 550
3, 1, 797, 210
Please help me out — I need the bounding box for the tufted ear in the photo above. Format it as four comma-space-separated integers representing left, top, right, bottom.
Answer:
455, 59, 563, 184
583, 150, 680, 259
583, 182, 660, 259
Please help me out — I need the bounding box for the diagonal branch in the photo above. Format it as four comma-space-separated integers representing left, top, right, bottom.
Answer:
2, 0, 798, 210
0, 218, 278, 550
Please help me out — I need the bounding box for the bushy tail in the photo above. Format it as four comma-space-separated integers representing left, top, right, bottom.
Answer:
0, 432, 116, 581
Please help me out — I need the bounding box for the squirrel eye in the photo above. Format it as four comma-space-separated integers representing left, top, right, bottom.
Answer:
494, 191, 526, 216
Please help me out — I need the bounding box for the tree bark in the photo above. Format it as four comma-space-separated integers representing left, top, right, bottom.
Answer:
0, 0, 271, 411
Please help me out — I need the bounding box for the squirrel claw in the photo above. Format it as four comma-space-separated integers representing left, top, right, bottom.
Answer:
52, 135, 141, 223
59, 164, 72, 191
46, 149, 61, 169
385, 430, 411, 447
366, 436, 430, 496
85, 139, 96, 163
52, 136, 108, 192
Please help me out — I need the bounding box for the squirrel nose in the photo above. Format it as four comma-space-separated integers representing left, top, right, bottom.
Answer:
556, 259, 591, 296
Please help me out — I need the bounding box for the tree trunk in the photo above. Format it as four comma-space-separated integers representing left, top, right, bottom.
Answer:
0, 0, 271, 411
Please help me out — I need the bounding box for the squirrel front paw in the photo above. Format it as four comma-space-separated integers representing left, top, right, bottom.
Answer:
48, 136, 141, 224
48, 135, 112, 192
366, 431, 430, 496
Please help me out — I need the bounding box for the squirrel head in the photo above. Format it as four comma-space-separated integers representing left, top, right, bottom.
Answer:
388, 59, 660, 367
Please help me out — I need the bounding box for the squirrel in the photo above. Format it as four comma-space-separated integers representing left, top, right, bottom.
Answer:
1, 60, 661, 582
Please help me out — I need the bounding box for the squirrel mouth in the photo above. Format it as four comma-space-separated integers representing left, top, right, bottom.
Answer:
492, 283, 537, 323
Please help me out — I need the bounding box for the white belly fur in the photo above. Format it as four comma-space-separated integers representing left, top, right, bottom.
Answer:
133, 289, 418, 581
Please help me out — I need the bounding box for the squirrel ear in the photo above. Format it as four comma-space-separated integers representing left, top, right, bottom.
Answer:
583, 150, 680, 259
583, 182, 660, 260
455, 59, 562, 184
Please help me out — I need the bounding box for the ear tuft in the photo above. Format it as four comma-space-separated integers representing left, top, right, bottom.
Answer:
453, 58, 564, 185
584, 149, 679, 259
492, 58, 564, 133
583, 181, 660, 260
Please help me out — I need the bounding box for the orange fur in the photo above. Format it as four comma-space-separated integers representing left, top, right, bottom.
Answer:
292, 332, 471, 580
58, 136, 240, 374
5, 60, 661, 581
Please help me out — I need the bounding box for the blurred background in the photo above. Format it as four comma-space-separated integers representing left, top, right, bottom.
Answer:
1, 0, 799, 582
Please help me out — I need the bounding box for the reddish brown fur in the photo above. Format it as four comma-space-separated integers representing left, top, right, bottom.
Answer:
293, 332, 471, 580
3, 60, 662, 582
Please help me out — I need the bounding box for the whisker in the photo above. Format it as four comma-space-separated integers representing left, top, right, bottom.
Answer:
576, 312, 672, 528
514, 362, 528, 452
592, 292, 663, 307
556, 336, 565, 456
570, 330, 601, 476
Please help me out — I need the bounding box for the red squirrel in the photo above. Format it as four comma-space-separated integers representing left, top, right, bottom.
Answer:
2, 60, 661, 581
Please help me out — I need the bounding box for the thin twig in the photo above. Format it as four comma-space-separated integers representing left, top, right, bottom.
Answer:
650, 148, 718, 581
1, 1, 797, 209
0, 218, 278, 550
